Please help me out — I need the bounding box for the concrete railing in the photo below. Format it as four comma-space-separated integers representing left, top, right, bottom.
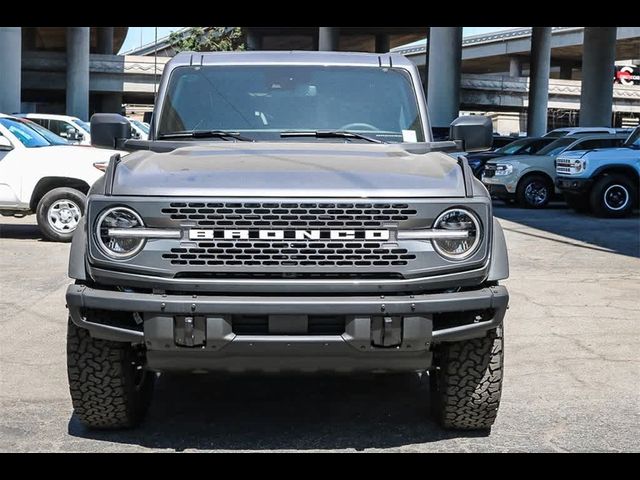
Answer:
461, 74, 640, 111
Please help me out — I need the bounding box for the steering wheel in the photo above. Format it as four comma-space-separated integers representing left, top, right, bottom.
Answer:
339, 122, 379, 132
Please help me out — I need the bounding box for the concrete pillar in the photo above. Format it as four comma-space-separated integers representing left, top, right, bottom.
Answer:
509, 56, 523, 77
427, 27, 462, 127
580, 27, 617, 127
101, 93, 123, 114
66, 27, 90, 121
0, 27, 22, 114
245, 29, 263, 51
319, 27, 340, 51
97, 27, 114, 54
527, 27, 552, 136
559, 61, 573, 80
375, 34, 390, 53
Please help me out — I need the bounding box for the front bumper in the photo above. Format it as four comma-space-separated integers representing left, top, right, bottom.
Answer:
482, 174, 518, 195
66, 284, 508, 373
556, 176, 593, 194
483, 183, 514, 200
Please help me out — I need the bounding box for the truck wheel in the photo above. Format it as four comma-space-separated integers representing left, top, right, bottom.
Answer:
36, 187, 86, 242
589, 174, 637, 218
67, 318, 155, 429
564, 194, 591, 213
430, 326, 504, 430
516, 175, 551, 208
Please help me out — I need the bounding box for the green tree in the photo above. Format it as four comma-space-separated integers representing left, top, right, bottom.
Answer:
169, 27, 245, 53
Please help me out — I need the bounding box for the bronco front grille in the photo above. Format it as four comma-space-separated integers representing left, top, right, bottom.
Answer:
160, 202, 417, 229
162, 241, 416, 268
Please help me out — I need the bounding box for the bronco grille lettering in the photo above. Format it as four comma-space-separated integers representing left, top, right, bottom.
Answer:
189, 229, 390, 241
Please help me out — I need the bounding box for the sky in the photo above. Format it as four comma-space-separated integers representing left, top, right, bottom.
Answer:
118, 27, 516, 54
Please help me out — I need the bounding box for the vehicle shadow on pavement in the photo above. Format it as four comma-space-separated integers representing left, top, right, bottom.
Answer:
493, 203, 640, 258
0, 223, 42, 241
67, 373, 488, 451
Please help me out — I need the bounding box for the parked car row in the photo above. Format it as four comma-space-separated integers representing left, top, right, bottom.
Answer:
14, 113, 149, 144
471, 126, 639, 217
0, 113, 126, 241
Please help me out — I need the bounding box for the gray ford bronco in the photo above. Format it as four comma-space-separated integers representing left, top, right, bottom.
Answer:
66, 51, 509, 431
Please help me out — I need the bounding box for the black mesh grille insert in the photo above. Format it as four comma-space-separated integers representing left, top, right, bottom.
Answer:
163, 241, 416, 268
161, 202, 417, 229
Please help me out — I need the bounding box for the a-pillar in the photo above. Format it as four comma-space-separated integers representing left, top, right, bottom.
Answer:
318, 27, 340, 51
0, 27, 22, 114
527, 27, 552, 136
375, 34, 390, 53
427, 27, 462, 128
66, 27, 90, 121
580, 27, 617, 127
97, 27, 114, 54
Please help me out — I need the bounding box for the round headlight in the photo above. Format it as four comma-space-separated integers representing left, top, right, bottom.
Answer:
96, 207, 145, 259
432, 208, 482, 260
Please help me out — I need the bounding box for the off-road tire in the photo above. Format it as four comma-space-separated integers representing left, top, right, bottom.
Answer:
589, 174, 638, 218
430, 326, 504, 430
36, 187, 86, 242
516, 174, 552, 209
67, 318, 155, 429
564, 194, 591, 213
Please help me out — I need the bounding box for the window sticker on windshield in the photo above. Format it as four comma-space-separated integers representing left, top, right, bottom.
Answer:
402, 130, 417, 143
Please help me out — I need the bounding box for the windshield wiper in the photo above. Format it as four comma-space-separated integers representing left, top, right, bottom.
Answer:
280, 130, 386, 144
157, 130, 254, 142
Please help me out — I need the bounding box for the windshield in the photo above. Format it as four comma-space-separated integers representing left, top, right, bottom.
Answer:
24, 119, 70, 145
536, 137, 574, 156
157, 65, 424, 143
626, 127, 640, 147
131, 120, 150, 134
70, 118, 90, 133
0, 117, 60, 148
495, 137, 555, 155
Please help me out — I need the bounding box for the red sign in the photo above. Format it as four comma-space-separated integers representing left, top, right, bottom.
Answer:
614, 65, 640, 85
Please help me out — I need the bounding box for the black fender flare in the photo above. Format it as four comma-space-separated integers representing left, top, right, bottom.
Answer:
68, 216, 87, 281
488, 218, 509, 281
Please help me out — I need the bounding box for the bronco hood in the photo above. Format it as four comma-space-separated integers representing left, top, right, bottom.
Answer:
111, 142, 466, 198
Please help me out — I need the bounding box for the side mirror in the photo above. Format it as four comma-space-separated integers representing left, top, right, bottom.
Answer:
0, 136, 13, 151
90, 113, 132, 149
67, 128, 81, 142
450, 116, 493, 152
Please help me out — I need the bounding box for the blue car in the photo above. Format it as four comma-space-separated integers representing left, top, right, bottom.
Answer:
556, 127, 639, 217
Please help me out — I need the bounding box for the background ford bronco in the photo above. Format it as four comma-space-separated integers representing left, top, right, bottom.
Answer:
66, 51, 509, 431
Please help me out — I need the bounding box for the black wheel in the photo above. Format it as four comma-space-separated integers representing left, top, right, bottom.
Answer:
67, 318, 155, 429
589, 174, 638, 218
516, 174, 551, 208
36, 187, 86, 242
430, 326, 504, 431
564, 194, 591, 213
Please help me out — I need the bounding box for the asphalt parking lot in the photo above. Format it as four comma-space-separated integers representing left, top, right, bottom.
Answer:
1, 204, 638, 452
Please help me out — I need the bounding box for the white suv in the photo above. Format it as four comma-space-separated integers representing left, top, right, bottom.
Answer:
0, 114, 124, 241
17, 113, 92, 145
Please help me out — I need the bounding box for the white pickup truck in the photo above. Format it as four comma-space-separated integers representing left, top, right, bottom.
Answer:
0, 114, 124, 242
